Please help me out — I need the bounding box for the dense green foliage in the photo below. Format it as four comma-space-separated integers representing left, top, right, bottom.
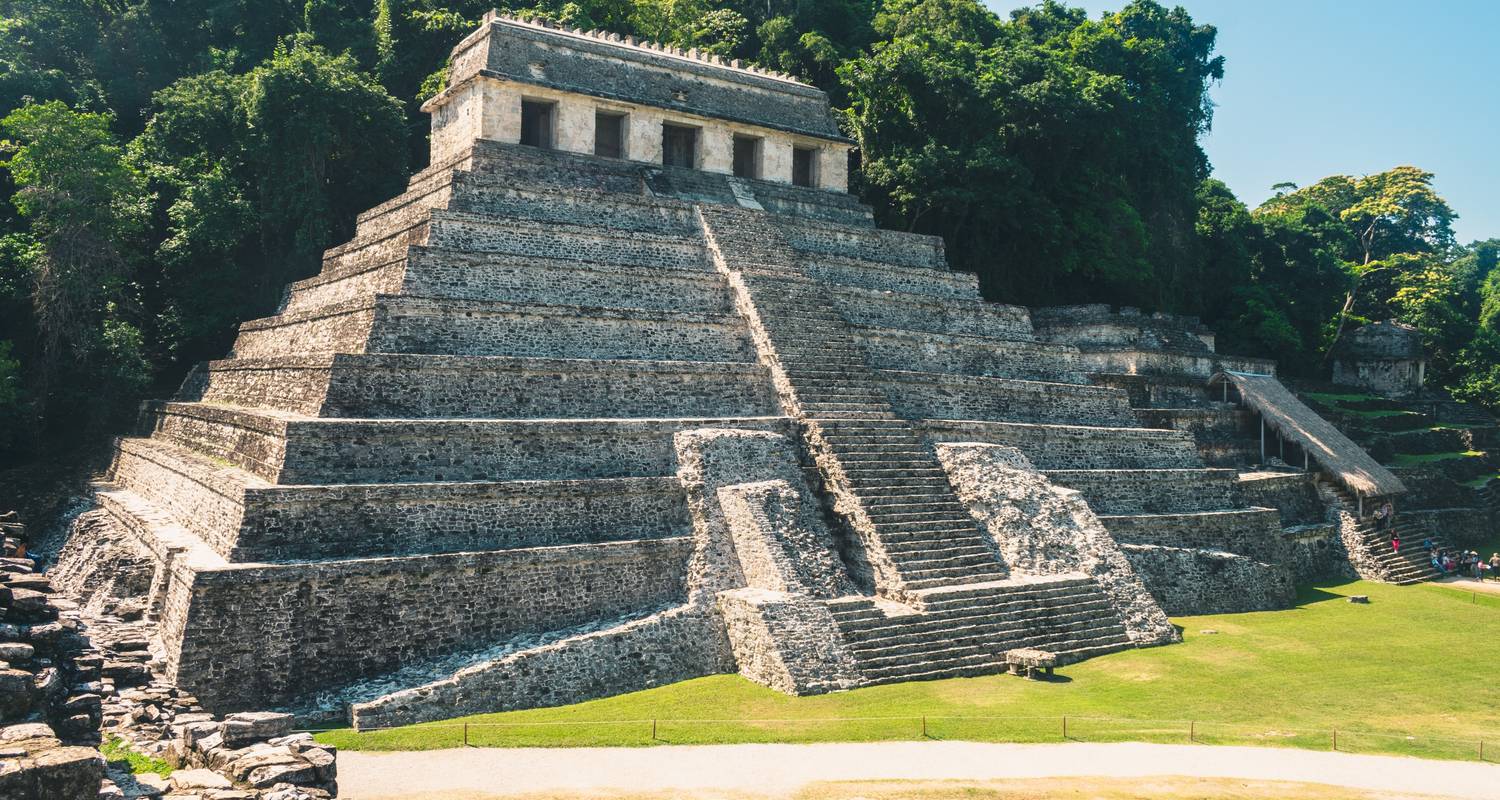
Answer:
0, 0, 1493, 465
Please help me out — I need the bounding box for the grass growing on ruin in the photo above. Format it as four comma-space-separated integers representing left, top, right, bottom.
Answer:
316, 580, 1500, 761
1462, 470, 1500, 488
102, 736, 174, 777
1389, 450, 1486, 467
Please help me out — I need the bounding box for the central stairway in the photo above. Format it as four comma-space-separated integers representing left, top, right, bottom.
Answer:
696, 205, 1139, 681
699, 206, 1007, 598
827, 576, 1133, 684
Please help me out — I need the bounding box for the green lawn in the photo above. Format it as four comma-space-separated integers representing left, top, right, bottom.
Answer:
1303, 391, 1386, 405
316, 580, 1500, 762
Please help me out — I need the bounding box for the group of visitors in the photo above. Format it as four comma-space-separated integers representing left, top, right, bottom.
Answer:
1410, 537, 1500, 579
1376, 501, 1497, 580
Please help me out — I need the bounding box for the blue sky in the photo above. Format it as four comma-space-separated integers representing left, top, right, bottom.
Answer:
984, 0, 1499, 244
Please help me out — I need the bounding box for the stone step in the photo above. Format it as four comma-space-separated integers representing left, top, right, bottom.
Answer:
876, 369, 1139, 428
235, 295, 757, 363
846, 479, 957, 494
800, 403, 898, 414
860, 494, 968, 508
903, 566, 1011, 590
146, 401, 791, 484
908, 577, 1100, 609
829, 285, 1037, 341
108, 435, 696, 562
862, 503, 972, 519
854, 626, 1134, 682
912, 417, 1206, 468
830, 591, 1114, 636
891, 550, 1001, 572
840, 600, 1121, 646
426, 210, 710, 272
778, 218, 946, 270
858, 651, 1003, 682
855, 326, 1090, 384
195, 353, 779, 420
848, 610, 1125, 656
285, 246, 737, 316
800, 255, 981, 300
1041, 468, 1239, 514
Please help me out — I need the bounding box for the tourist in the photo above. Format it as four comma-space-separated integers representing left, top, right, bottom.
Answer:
1373, 502, 1390, 531
1423, 537, 1435, 551
1489, 553, 1500, 581
1432, 553, 1445, 574
1391, 533, 1401, 554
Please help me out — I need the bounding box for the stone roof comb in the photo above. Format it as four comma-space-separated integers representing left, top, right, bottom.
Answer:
482, 9, 810, 87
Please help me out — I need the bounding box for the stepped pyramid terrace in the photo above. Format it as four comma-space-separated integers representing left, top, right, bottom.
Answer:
56, 12, 1413, 728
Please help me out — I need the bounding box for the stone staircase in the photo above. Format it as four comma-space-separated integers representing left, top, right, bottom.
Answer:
1331, 487, 1441, 584
698, 206, 1008, 597
825, 575, 1133, 684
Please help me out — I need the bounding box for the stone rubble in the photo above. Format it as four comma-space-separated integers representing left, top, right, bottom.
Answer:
5, 509, 338, 799
87, 614, 338, 799
1, 510, 107, 800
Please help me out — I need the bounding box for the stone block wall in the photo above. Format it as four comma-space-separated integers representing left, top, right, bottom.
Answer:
162, 537, 695, 709
239, 478, 688, 561
1235, 473, 1327, 526
1043, 469, 1238, 514
1282, 523, 1356, 583
1120, 544, 1295, 615
717, 589, 861, 695
829, 287, 1035, 340
880, 371, 1137, 427
360, 299, 757, 362
394, 248, 736, 313
197, 355, 779, 420
917, 419, 1203, 470
274, 417, 791, 484
857, 329, 1087, 383
780, 222, 943, 269
718, 480, 851, 598
1098, 509, 1287, 565
350, 604, 731, 730
800, 256, 980, 298
1403, 508, 1491, 547
426, 211, 710, 271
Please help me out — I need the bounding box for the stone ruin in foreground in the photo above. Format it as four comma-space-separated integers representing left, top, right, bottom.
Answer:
54, 13, 1409, 728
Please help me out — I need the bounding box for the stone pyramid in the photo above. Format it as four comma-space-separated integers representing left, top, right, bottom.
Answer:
59, 14, 1373, 725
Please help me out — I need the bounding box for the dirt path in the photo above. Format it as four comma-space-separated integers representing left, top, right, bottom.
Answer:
1433, 575, 1500, 596
337, 741, 1500, 799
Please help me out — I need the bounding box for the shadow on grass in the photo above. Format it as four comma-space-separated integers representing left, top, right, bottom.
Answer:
1294, 581, 1357, 607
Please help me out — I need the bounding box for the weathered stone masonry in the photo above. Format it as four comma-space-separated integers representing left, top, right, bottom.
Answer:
52, 15, 1393, 725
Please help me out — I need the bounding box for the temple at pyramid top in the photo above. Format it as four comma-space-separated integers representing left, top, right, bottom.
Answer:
421, 10, 852, 191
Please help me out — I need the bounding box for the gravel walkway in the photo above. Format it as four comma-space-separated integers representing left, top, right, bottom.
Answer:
338, 741, 1500, 799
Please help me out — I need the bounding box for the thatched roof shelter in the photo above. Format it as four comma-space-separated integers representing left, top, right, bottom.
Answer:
1209, 371, 1407, 498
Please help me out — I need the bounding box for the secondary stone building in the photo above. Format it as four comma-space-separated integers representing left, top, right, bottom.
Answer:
1331, 319, 1428, 399
56, 13, 1403, 727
